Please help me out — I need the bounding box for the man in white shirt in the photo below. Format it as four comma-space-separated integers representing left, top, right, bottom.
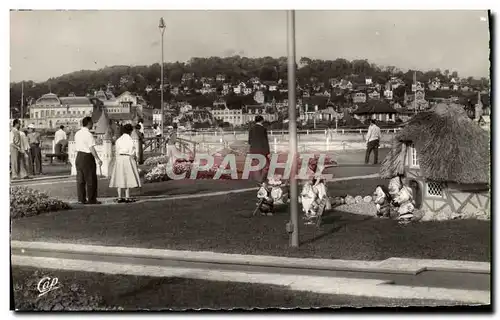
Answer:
365, 119, 381, 165
10, 119, 22, 179
75, 117, 103, 205
19, 128, 30, 178
54, 125, 67, 145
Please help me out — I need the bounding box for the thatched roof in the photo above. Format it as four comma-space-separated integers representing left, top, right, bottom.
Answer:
380, 103, 490, 184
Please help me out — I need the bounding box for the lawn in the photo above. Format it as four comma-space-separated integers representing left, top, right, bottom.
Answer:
18, 179, 258, 202
12, 266, 465, 310
11, 178, 491, 262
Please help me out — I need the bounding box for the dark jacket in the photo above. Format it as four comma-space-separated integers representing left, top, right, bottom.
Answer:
248, 123, 270, 155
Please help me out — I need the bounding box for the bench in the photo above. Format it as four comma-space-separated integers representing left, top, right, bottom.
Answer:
45, 153, 68, 164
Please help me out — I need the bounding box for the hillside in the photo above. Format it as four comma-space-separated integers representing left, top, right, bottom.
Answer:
9, 56, 490, 117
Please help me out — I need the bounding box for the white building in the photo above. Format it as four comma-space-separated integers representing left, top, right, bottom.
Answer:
29, 93, 94, 129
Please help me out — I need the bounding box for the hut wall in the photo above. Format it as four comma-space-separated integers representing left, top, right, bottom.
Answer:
404, 166, 490, 216
444, 183, 490, 214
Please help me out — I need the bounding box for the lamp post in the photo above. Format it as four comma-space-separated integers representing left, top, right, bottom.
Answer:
159, 17, 166, 151
287, 10, 299, 248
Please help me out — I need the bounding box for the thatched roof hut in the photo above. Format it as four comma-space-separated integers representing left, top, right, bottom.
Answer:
380, 103, 490, 185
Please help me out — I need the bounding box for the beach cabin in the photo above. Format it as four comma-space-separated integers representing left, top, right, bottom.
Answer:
380, 103, 490, 219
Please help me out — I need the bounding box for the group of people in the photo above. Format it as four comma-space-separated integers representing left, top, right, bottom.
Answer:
74, 117, 179, 205
73, 117, 143, 205
10, 119, 43, 179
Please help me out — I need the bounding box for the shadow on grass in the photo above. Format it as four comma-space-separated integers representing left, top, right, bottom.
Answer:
300, 210, 374, 246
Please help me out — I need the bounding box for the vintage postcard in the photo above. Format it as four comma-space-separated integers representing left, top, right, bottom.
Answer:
9, 9, 491, 311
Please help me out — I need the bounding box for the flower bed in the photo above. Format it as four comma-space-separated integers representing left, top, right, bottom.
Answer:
13, 270, 122, 311
143, 160, 233, 183
143, 155, 169, 166
10, 187, 71, 219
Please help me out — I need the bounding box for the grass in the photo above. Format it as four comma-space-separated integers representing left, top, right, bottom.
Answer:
11, 178, 491, 262
12, 266, 468, 310
19, 179, 258, 201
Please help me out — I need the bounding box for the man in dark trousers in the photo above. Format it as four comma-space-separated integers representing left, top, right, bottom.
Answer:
248, 115, 270, 182
27, 124, 42, 175
365, 119, 381, 165
74, 117, 103, 205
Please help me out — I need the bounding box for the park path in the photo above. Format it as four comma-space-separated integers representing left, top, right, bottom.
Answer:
12, 241, 490, 304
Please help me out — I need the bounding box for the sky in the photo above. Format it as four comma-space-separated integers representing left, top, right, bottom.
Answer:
10, 10, 491, 83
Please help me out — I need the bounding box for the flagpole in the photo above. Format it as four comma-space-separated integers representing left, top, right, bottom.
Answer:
287, 10, 299, 248
21, 81, 24, 119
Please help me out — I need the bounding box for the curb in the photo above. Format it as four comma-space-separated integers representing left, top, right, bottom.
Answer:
11, 174, 72, 184
11, 241, 490, 275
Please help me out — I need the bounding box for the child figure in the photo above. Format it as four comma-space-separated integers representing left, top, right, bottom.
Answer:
109, 124, 142, 203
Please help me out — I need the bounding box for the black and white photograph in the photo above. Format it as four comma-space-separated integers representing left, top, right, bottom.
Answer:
8, 7, 492, 312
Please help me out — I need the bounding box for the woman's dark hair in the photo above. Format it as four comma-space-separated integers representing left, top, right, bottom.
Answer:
172, 123, 178, 129
122, 123, 134, 135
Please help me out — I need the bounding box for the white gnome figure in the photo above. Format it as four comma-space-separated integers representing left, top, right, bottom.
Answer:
393, 185, 415, 224
388, 176, 403, 198
300, 177, 330, 223
373, 186, 391, 218
300, 182, 315, 219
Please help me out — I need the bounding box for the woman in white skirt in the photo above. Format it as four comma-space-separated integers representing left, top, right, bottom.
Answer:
109, 124, 141, 203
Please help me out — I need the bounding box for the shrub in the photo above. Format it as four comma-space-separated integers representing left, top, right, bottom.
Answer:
10, 187, 71, 219
13, 270, 122, 311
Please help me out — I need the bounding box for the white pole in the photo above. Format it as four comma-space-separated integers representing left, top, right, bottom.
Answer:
287, 10, 299, 248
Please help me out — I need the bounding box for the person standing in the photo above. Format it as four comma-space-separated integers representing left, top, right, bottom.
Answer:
27, 124, 43, 175
137, 118, 145, 135
248, 115, 270, 182
74, 117, 103, 205
135, 123, 144, 165
166, 123, 178, 164
153, 123, 162, 150
54, 125, 67, 145
10, 119, 22, 179
109, 124, 141, 203
365, 119, 381, 165
19, 128, 31, 178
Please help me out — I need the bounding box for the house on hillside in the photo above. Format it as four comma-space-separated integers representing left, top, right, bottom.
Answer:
181, 73, 195, 83
338, 79, 353, 90
380, 103, 490, 219
352, 92, 367, 104
216, 74, 226, 82
353, 100, 398, 123
368, 90, 381, 99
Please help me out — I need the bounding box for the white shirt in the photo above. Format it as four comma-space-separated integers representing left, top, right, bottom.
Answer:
366, 124, 381, 143
115, 134, 136, 156
74, 127, 96, 153
10, 127, 20, 147
153, 127, 162, 136
20, 131, 30, 152
138, 123, 145, 134
54, 129, 67, 145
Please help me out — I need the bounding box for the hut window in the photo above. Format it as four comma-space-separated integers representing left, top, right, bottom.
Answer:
426, 181, 444, 197
410, 144, 419, 167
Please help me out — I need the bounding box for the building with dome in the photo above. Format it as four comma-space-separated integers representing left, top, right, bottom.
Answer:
28, 93, 94, 129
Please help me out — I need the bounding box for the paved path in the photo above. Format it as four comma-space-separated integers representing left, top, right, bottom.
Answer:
11, 241, 490, 304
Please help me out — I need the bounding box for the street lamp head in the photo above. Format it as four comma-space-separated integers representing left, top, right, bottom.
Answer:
159, 17, 166, 30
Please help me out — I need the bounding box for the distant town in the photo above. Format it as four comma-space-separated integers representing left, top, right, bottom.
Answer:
9, 56, 491, 132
